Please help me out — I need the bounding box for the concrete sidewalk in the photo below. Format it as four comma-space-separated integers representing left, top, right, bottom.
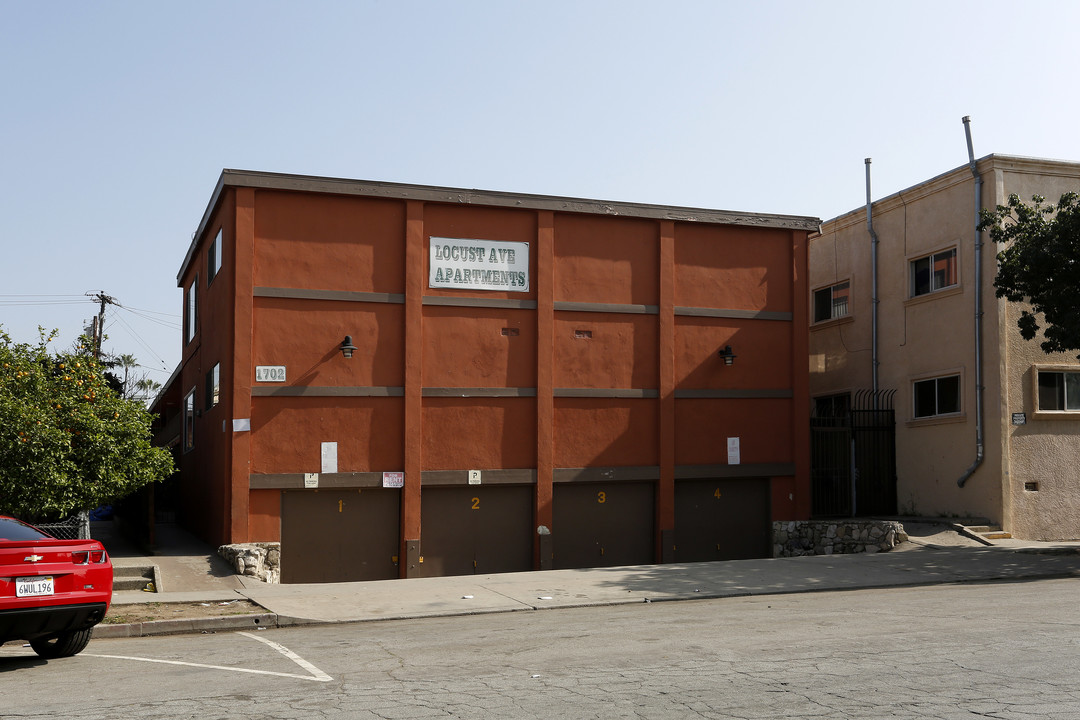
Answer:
93, 521, 1080, 639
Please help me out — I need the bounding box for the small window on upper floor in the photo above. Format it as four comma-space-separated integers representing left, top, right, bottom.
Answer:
185, 275, 198, 344
207, 229, 223, 286
813, 281, 850, 323
910, 248, 957, 297
205, 363, 220, 411
913, 374, 960, 419
1037, 370, 1080, 412
183, 388, 195, 453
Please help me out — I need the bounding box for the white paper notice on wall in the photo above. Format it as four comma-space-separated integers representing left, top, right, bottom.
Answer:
321, 442, 338, 474
468, 470, 482, 485
232, 418, 251, 432
304, 473, 319, 489
727, 437, 741, 465
382, 471, 404, 488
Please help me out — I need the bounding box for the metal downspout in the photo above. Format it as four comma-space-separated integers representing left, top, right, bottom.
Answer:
957, 116, 985, 487
865, 159, 879, 398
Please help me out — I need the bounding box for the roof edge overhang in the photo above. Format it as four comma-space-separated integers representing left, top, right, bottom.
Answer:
178, 169, 822, 284
815, 153, 1080, 237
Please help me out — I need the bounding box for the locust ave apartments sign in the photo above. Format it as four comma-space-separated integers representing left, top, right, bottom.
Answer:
429, 237, 529, 292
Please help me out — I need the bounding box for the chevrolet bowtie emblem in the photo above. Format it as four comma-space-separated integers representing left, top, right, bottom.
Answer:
24, 555, 43, 563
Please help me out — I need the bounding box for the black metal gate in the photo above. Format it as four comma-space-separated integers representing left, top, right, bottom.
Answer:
811, 389, 897, 517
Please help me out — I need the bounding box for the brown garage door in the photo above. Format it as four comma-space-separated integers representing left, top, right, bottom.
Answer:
552, 481, 655, 569
674, 477, 771, 562
281, 488, 400, 583
417, 485, 534, 578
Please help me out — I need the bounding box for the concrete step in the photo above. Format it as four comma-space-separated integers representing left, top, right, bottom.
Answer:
112, 565, 158, 592
964, 525, 1013, 541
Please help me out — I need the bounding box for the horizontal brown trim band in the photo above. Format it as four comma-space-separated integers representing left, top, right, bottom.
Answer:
675, 306, 793, 322
674, 463, 796, 479
554, 388, 659, 399
674, 389, 793, 399
554, 301, 658, 315
253, 472, 386, 489
554, 466, 660, 483
423, 296, 538, 310
422, 469, 538, 486
250, 386, 790, 399
423, 388, 537, 398
254, 287, 404, 304
249, 288, 791, 322
251, 463, 794, 489
251, 386, 405, 397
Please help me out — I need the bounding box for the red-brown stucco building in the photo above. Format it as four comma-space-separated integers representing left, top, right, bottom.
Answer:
154, 170, 819, 582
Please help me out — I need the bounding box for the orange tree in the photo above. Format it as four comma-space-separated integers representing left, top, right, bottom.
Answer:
0, 329, 173, 521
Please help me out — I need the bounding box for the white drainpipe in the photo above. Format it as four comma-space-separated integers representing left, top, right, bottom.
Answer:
957, 116, 985, 487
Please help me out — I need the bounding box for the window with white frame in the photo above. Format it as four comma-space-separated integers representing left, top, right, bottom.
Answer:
185, 275, 198, 344
813, 281, 850, 323
910, 248, 957, 297
1037, 370, 1080, 412
913, 374, 960, 418
207, 229, 223, 286
183, 388, 195, 452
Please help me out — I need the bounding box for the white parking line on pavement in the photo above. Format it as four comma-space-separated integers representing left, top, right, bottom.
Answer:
85, 631, 332, 683
237, 631, 333, 682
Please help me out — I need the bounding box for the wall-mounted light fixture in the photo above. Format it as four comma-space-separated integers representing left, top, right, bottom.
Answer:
717, 345, 737, 366
340, 335, 358, 359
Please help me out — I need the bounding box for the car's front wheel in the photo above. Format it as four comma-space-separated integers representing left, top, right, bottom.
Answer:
29, 628, 93, 658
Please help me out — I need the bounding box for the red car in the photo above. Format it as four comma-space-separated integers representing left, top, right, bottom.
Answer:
0, 515, 112, 658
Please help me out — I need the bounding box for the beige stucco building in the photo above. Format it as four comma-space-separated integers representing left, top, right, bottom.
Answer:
810, 153, 1080, 540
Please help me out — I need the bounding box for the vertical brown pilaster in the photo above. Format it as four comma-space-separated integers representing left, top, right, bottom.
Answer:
658, 220, 676, 561
230, 187, 256, 543
790, 229, 811, 520
403, 201, 425, 576
536, 211, 555, 569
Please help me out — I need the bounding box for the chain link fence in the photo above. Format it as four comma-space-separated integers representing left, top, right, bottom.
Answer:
34, 512, 90, 540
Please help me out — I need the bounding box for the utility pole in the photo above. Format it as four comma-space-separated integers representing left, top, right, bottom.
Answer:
87, 292, 117, 360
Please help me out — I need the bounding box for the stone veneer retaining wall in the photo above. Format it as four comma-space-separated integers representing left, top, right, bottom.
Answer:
220, 521, 908, 584
219, 542, 281, 584
773, 520, 908, 557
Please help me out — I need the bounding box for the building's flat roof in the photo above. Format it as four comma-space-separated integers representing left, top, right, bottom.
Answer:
817, 153, 1080, 234
178, 169, 821, 284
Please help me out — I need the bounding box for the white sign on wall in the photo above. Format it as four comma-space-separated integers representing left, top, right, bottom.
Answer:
429, 237, 530, 292
255, 366, 286, 382
382, 471, 404, 488
727, 437, 741, 465
321, 442, 338, 474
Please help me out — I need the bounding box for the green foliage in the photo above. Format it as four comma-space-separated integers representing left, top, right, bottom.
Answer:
980, 191, 1080, 357
0, 329, 174, 521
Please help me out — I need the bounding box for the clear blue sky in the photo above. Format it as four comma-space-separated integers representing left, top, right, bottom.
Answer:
3, 0, 1080, 381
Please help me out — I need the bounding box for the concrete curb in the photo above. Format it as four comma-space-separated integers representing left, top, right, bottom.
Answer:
93, 613, 283, 639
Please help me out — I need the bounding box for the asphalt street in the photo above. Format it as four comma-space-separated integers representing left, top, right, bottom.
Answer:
4, 576, 1079, 719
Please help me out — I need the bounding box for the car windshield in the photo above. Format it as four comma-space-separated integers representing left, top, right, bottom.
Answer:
0, 517, 52, 541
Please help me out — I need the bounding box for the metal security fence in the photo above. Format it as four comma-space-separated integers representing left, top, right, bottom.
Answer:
811, 390, 897, 518
34, 512, 90, 540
